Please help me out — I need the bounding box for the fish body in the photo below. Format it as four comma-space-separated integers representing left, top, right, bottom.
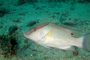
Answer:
24, 23, 90, 52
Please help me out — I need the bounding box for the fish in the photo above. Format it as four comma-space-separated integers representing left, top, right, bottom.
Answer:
24, 23, 90, 53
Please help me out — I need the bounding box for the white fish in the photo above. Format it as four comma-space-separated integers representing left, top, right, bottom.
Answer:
24, 23, 90, 53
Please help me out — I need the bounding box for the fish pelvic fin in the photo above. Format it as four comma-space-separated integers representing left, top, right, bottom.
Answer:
83, 33, 90, 52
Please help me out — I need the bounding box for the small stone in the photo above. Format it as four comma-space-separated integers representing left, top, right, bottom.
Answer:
63, 20, 77, 26
27, 21, 38, 27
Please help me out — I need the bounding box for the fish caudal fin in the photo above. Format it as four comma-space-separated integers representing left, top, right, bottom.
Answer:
83, 34, 90, 52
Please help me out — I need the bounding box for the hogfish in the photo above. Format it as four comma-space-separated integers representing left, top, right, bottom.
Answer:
24, 23, 90, 52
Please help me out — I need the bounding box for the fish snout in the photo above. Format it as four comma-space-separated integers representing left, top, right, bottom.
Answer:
24, 29, 33, 38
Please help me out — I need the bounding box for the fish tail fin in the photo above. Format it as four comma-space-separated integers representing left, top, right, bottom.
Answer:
83, 33, 90, 52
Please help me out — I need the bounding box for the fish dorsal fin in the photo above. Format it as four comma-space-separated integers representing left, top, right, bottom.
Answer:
72, 30, 83, 38
44, 30, 52, 38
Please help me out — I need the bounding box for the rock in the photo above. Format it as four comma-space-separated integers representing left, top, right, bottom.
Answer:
63, 20, 77, 26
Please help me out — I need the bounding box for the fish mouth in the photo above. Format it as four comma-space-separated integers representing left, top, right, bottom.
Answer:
24, 33, 29, 39
24, 29, 33, 38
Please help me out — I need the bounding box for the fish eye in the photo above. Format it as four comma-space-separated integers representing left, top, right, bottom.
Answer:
71, 33, 73, 35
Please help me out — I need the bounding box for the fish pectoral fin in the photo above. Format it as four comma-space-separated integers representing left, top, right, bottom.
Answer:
44, 30, 52, 38
71, 30, 83, 38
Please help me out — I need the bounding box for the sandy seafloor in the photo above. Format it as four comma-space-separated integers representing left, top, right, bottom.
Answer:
0, 0, 90, 60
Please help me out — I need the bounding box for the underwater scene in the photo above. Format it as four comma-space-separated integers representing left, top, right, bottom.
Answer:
0, 0, 90, 60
